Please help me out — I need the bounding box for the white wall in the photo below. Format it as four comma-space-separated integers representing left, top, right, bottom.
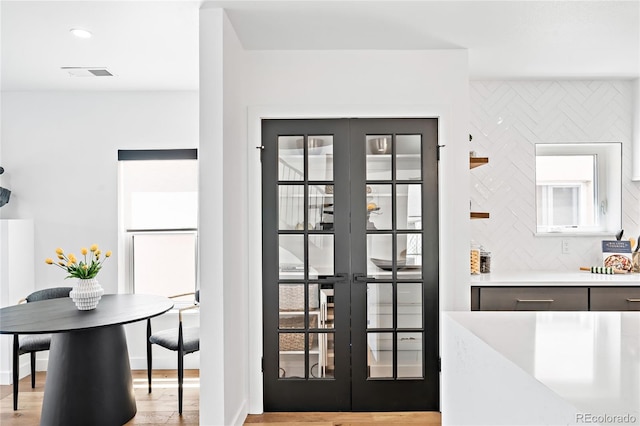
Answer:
199, 8, 470, 424
470, 80, 640, 271
0, 219, 34, 384
0, 91, 200, 372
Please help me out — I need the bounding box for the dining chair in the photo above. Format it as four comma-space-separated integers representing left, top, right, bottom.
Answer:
147, 291, 199, 415
12, 286, 73, 410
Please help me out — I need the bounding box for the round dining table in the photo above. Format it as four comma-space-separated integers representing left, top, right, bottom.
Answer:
0, 293, 173, 426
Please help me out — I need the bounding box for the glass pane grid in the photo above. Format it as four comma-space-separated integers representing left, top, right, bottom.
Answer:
278, 134, 336, 382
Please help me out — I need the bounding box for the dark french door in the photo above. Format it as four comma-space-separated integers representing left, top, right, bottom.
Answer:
262, 118, 439, 411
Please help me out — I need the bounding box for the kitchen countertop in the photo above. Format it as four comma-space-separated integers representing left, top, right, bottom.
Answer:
470, 270, 640, 286
442, 311, 640, 426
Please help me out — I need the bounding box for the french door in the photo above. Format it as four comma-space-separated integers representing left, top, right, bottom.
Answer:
262, 118, 439, 411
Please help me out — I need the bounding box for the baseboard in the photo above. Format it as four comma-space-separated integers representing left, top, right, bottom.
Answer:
1, 356, 199, 384
0, 359, 31, 385
230, 399, 249, 426
128, 355, 200, 371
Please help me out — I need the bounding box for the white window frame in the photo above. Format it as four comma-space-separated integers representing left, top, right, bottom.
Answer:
128, 229, 198, 299
117, 149, 199, 296
537, 184, 581, 227
535, 143, 622, 236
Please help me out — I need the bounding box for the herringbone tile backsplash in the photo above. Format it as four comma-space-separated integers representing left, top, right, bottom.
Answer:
470, 80, 640, 272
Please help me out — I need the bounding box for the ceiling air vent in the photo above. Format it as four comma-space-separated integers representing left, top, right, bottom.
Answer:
61, 67, 114, 77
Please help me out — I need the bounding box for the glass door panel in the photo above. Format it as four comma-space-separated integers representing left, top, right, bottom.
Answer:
396, 134, 422, 180
367, 333, 394, 379
367, 234, 393, 277
397, 332, 423, 378
366, 135, 392, 181
307, 136, 334, 181
279, 235, 304, 279
279, 185, 304, 230
278, 136, 304, 181
367, 283, 393, 329
396, 184, 422, 230
366, 184, 392, 230
309, 185, 333, 231
397, 283, 423, 329
308, 235, 334, 277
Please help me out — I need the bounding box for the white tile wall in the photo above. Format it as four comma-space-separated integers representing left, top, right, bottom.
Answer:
470, 80, 640, 272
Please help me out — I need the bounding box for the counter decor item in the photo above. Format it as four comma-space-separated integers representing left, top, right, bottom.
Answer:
480, 250, 491, 273
601, 240, 633, 272
45, 244, 111, 310
470, 249, 480, 275
634, 236, 640, 273
580, 266, 628, 275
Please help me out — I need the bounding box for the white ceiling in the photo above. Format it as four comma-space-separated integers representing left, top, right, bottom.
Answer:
1, 1, 638, 91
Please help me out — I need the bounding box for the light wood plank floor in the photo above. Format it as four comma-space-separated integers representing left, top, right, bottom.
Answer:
244, 412, 441, 425
1, 370, 441, 425
0, 370, 200, 426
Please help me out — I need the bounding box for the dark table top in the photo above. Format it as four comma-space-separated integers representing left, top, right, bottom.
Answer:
0, 294, 174, 334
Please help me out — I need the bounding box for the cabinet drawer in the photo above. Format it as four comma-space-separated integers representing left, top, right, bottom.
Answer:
590, 287, 640, 311
478, 287, 588, 311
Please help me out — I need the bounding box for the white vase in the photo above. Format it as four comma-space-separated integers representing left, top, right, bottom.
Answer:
69, 278, 105, 310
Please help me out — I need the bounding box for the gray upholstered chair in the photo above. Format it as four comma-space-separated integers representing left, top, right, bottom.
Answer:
13, 286, 73, 410
147, 291, 199, 415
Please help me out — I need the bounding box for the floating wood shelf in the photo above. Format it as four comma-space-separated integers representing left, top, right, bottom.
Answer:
470, 157, 489, 169
471, 212, 490, 219
470, 157, 489, 219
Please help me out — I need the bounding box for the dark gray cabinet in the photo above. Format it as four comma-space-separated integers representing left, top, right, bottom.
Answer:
472, 287, 588, 311
472, 286, 640, 311
590, 287, 640, 311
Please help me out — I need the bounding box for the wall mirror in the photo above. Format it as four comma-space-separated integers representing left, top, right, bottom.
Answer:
535, 142, 622, 235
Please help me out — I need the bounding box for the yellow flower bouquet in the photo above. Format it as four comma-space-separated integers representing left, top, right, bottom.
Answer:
45, 244, 111, 279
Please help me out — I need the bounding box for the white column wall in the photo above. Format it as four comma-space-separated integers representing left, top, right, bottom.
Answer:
198, 7, 228, 426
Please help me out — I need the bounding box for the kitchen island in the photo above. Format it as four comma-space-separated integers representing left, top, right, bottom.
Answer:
442, 311, 640, 426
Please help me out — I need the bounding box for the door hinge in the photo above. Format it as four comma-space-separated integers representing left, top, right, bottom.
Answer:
437, 145, 445, 161
256, 145, 265, 162
261, 357, 264, 373
438, 357, 441, 372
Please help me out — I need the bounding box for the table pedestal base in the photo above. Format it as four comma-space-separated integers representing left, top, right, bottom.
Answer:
41, 325, 136, 426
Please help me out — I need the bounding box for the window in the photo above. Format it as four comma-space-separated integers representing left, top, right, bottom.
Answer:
118, 149, 198, 297
535, 143, 621, 235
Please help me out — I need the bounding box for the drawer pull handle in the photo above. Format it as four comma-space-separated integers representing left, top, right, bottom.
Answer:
516, 299, 554, 303
627, 299, 640, 302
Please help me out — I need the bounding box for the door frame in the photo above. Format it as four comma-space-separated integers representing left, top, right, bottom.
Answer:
247, 104, 454, 414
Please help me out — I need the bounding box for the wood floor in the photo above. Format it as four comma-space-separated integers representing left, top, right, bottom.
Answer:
0, 370, 200, 426
1, 370, 441, 426
244, 412, 441, 425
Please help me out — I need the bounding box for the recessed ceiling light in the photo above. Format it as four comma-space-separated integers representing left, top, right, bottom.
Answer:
70, 28, 92, 39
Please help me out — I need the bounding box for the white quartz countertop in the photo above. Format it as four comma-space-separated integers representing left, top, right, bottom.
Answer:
442, 311, 640, 426
470, 270, 640, 286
